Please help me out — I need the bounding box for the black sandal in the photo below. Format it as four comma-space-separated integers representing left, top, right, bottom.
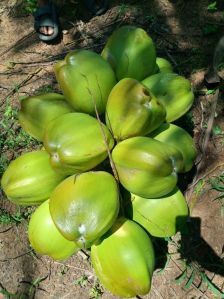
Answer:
83, 0, 109, 16
34, 1, 60, 42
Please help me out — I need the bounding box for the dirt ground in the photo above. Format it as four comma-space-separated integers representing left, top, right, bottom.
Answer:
0, 0, 224, 298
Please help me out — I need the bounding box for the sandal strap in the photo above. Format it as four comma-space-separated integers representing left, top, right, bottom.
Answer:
34, 2, 57, 18
84, 0, 108, 15
33, 1, 59, 42
35, 16, 58, 29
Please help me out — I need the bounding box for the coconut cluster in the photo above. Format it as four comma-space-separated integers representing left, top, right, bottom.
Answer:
1, 26, 196, 298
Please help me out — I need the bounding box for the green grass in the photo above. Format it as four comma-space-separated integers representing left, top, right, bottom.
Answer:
58, 265, 69, 276
207, 1, 218, 13
0, 99, 39, 228
209, 174, 224, 216
23, 0, 38, 14
166, 235, 224, 297
74, 275, 89, 287
194, 179, 206, 196
212, 125, 223, 136
25, 276, 48, 298
117, 3, 129, 17
0, 98, 40, 176
0, 207, 33, 225
0, 276, 48, 299
89, 286, 103, 299
206, 88, 216, 95
175, 262, 224, 297
0, 288, 26, 299
0, 154, 9, 177
73, 275, 104, 298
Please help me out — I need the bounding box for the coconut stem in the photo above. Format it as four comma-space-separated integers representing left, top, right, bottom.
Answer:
83, 73, 119, 181
84, 74, 125, 215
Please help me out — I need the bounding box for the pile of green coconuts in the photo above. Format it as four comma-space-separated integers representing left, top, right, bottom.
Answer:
1, 26, 197, 298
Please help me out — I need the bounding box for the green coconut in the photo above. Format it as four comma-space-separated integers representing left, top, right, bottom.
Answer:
49, 171, 119, 248
150, 123, 197, 172
101, 26, 156, 81
105, 78, 166, 141
112, 136, 178, 198
1, 150, 66, 205
18, 93, 74, 141
43, 112, 114, 175
28, 200, 79, 260
126, 187, 188, 237
91, 217, 155, 298
54, 49, 117, 115
155, 57, 173, 73
142, 73, 194, 122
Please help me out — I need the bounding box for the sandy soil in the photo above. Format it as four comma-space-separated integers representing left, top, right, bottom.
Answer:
0, 0, 224, 298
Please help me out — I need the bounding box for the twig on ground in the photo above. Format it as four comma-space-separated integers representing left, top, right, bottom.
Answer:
0, 31, 36, 57
0, 226, 14, 233
1, 42, 105, 69
0, 69, 41, 76
0, 249, 33, 262
186, 89, 220, 211
78, 250, 89, 260
200, 101, 205, 130
200, 90, 219, 161
2, 68, 42, 107
186, 162, 224, 192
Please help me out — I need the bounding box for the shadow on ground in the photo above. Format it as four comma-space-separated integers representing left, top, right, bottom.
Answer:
178, 216, 224, 276
3, 0, 224, 74
1, 1, 224, 298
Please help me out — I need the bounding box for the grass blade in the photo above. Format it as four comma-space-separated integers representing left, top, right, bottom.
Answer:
203, 275, 224, 298
184, 270, 196, 289
175, 270, 187, 285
